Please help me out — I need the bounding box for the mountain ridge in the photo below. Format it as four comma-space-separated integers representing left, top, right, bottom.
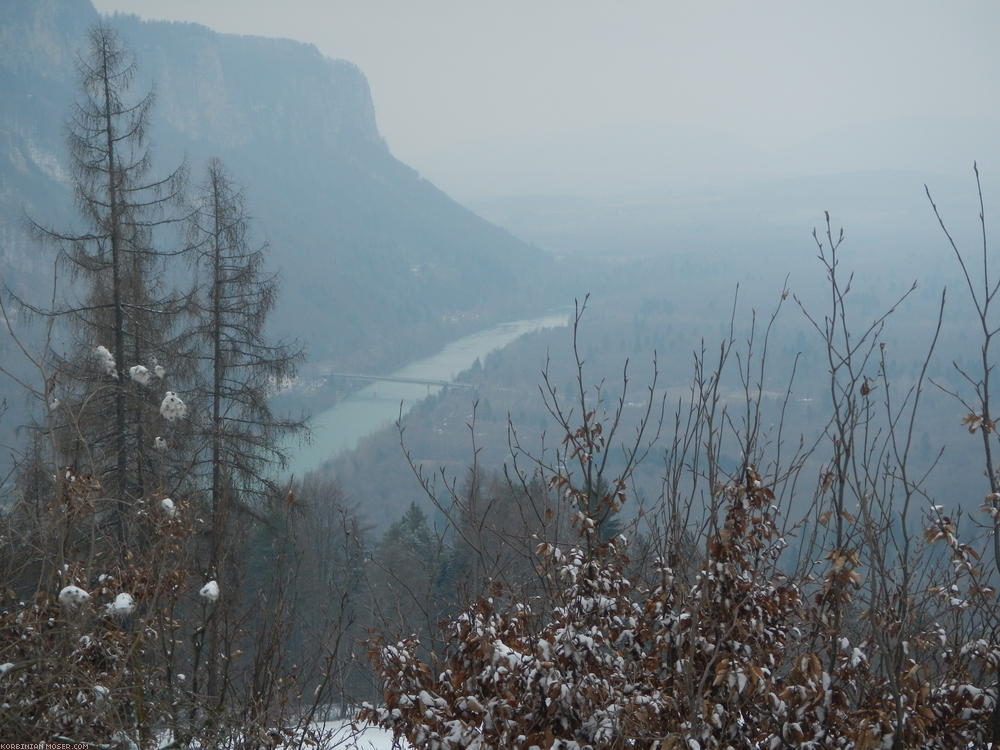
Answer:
0, 0, 544, 376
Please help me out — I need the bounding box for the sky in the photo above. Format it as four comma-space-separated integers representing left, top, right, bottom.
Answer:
90, 0, 1000, 199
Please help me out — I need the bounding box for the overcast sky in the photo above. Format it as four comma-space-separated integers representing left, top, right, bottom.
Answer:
91, 0, 1000, 199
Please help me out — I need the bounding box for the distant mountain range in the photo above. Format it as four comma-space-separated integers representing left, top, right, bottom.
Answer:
0, 0, 545, 377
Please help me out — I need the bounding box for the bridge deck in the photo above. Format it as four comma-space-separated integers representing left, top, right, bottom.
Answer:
330, 372, 476, 389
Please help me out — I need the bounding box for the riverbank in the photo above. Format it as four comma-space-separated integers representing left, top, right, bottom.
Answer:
285, 312, 569, 478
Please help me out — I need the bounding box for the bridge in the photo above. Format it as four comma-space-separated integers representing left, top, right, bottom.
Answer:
329, 372, 477, 392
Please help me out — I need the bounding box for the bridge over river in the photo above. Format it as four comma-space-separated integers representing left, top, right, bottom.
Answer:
286, 311, 568, 477
329, 372, 477, 392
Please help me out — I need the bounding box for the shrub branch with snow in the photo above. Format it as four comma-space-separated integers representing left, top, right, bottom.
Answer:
363, 469, 998, 750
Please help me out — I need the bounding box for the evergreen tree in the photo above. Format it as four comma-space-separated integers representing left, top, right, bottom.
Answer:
381, 501, 435, 555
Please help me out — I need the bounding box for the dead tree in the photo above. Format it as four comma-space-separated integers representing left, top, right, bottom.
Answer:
25, 23, 188, 540
185, 158, 305, 700
188, 158, 305, 565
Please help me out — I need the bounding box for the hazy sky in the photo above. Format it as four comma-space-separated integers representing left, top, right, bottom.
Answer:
91, 0, 1000, 199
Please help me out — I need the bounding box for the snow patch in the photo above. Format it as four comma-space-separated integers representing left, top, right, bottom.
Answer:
58, 585, 90, 607
94, 345, 117, 378
160, 391, 187, 421
107, 592, 135, 617
129, 365, 151, 385
27, 141, 70, 185
199, 580, 220, 602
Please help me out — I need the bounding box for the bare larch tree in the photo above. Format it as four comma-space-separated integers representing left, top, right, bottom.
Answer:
28, 23, 188, 541
188, 158, 305, 568
186, 158, 305, 699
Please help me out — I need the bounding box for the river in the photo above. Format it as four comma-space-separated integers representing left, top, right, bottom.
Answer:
286, 312, 569, 477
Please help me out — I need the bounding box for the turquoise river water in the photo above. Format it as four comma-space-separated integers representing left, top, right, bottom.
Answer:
286, 312, 569, 477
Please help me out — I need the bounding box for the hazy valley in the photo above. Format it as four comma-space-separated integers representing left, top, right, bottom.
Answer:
2, 2, 999, 747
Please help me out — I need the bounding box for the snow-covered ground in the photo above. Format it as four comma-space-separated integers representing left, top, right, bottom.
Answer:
312, 719, 409, 749
152, 716, 406, 750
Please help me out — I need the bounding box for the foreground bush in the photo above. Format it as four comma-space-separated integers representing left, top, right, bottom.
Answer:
363, 470, 997, 749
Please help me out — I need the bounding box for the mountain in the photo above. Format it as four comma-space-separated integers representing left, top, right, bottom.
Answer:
0, 0, 544, 378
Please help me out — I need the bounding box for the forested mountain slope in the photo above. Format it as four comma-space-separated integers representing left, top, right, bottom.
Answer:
0, 0, 543, 376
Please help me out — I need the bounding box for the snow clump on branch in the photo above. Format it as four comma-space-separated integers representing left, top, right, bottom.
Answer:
160, 498, 177, 518
106, 593, 135, 617
199, 580, 220, 603
129, 365, 151, 385
149, 356, 165, 379
94, 345, 117, 378
160, 391, 187, 421
58, 585, 90, 607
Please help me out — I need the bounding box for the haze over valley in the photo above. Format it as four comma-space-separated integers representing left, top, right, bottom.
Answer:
2, 2, 1000, 747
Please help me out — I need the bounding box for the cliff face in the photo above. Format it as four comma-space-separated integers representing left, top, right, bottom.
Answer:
0, 0, 541, 371
0, 1, 90, 275
0, 0, 96, 77
114, 17, 384, 156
